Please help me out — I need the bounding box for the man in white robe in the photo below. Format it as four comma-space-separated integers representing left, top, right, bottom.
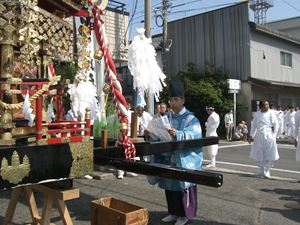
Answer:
205, 106, 220, 168
286, 106, 296, 141
275, 106, 284, 138
293, 110, 300, 162
137, 105, 153, 135
249, 101, 279, 178
224, 110, 234, 141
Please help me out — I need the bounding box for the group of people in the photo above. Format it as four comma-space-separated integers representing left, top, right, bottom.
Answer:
224, 110, 248, 142
110, 79, 300, 225
270, 104, 299, 140
223, 101, 300, 179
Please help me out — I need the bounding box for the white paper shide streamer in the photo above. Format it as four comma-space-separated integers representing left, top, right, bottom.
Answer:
128, 28, 166, 104
68, 72, 98, 121
22, 92, 35, 127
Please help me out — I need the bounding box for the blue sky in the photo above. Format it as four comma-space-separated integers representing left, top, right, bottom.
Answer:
117, 0, 300, 39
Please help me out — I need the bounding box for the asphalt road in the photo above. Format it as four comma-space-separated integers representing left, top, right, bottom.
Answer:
0, 140, 299, 225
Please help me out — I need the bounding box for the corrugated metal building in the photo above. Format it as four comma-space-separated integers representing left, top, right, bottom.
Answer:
164, 1, 300, 124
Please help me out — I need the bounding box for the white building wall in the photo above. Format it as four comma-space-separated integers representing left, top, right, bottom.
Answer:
250, 32, 300, 84
103, 10, 129, 61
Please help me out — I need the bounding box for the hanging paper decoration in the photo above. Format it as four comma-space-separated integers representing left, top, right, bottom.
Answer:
128, 28, 166, 104
22, 92, 35, 127
47, 98, 55, 122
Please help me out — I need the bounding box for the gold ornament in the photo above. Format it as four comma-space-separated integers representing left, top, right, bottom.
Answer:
0, 111, 15, 129
79, 49, 90, 57
120, 123, 128, 131
103, 83, 111, 94
94, 49, 103, 60
78, 60, 90, 70
0, 151, 30, 184
0, 17, 6, 27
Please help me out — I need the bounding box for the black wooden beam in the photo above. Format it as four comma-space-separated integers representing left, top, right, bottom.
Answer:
94, 156, 223, 188
94, 137, 219, 158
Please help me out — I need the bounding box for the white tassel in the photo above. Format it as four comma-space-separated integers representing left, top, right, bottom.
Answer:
128, 28, 166, 105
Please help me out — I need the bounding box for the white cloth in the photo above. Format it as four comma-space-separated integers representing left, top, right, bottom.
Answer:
293, 111, 300, 161
250, 110, 279, 161
146, 115, 172, 141
205, 111, 220, 162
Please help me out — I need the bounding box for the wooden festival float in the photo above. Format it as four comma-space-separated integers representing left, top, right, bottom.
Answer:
0, 0, 223, 224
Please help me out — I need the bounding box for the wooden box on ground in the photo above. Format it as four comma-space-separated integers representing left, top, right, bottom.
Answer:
91, 197, 148, 225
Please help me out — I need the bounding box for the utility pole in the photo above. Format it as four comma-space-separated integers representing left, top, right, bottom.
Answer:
144, 0, 151, 38
144, 0, 154, 113
162, 0, 169, 72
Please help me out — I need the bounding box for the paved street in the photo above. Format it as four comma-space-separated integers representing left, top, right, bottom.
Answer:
0, 140, 299, 225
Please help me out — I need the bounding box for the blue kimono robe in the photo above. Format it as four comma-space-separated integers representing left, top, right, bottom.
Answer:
148, 107, 203, 191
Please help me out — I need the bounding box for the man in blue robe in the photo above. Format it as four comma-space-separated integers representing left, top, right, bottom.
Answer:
146, 79, 203, 225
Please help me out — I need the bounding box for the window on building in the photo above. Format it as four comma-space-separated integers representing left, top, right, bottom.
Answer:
280, 51, 292, 67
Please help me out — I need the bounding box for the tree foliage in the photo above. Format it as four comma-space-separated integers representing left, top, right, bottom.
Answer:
161, 63, 233, 134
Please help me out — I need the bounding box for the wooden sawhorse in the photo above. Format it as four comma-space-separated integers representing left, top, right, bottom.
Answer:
3, 184, 79, 225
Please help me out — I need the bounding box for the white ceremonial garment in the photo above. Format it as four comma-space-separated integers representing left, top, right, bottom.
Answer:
224, 113, 233, 125
293, 111, 300, 161
276, 110, 284, 137
283, 110, 288, 134
205, 111, 220, 156
250, 110, 279, 161
138, 111, 153, 135
287, 111, 296, 138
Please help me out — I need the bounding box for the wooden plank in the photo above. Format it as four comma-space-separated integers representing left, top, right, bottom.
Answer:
32, 185, 79, 201
57, 199, 73, 225
24, 187, 41, 225
40, 196, 53, 225
3, 187, 22, 225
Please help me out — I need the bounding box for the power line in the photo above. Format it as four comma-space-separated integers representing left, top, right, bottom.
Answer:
170, 2, 236, 15
171, 0, 203, 9
124, 0, 139, 45
280, 0, 300, 13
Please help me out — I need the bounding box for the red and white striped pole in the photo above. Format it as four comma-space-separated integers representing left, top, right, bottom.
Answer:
89, 1, 136, 159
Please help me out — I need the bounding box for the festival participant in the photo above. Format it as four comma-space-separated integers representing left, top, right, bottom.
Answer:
146, 79, 202, 225
224, 110, 234, 141
205, 106, 220, 168
248, 101, 279, 178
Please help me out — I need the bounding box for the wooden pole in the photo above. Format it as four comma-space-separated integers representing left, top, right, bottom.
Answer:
130, 88, 138, 138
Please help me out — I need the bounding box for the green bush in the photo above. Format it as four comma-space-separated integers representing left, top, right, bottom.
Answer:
161, 63, 233, 136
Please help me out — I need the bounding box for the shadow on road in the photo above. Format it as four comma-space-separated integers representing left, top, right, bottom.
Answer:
261, 207, 300, 224
260, 188, 300, 224
148, 211, 237, 225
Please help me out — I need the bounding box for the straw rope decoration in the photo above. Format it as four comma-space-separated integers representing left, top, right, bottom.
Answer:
0, 76, 60, 110
90, 0, 136, 159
